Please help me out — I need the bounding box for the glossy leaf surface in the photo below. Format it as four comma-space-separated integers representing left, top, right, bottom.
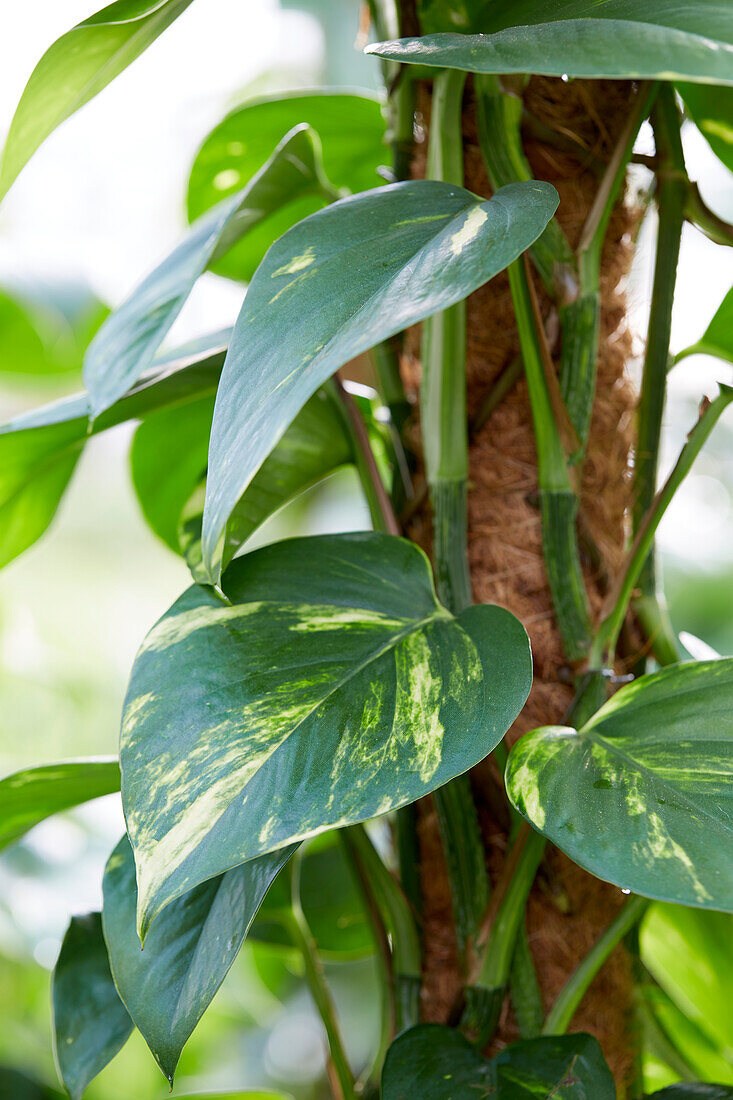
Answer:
382, 1024, 615, 1098
0, 0, 193, 200
52, 914, 132, 1100
506, 660, 733, 910
367, 1, 733, 85
679, 85, 733, 173
102, 836, 291, 1083
202, 179, 558, 581
0, 758, 119, 851
187, 91, 387, 282
85, 126, 330, 415
121, 532, 532, 934
0, 340, 226, 568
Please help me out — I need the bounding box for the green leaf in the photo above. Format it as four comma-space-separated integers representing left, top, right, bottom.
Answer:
506, 659, 733, 911
132, 383, 355, 579
0, 337, 226, 568
641, 904, 733, 1060
102, 835, 291, 1085
0, 0, 194, 201
202, 179, 558, 582
85, 126, 332, 415
52, 913, 133, 1100
0, 1068, 63, 1100
676, 287, 733, 367
175, 1094, 293, 1100
678, 84, 733, 173
187, 90, 387, 283
0, 758, 120, 852
381, 1024, 615, 1098
366, 2, 733, 85
646, 1088, 733, 1098
121, 531, 532, 935
0, 283, 107, 380
252, 835, 374, 958
642, 983, 733, 1086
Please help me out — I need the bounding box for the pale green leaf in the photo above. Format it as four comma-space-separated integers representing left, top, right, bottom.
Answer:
52, 914, 133, 1100
85, 126, 332, 415
187, 90, 387, 282
381, 1024, 615, 1098
202, 179, 558, 582
679, 84, 733, 173
102, 835, 292, 1084
121, 532, 532, 935
675, 287, 733, 367
0, 758, 119, 852
506, 659, 733, 911
646, 1087, 733, 1098
367, 1, 733, 85
0, 0, 194, 201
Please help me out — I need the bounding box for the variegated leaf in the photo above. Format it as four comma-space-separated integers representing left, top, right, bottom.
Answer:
121, 532, 532, 935
506, 660, 733, 911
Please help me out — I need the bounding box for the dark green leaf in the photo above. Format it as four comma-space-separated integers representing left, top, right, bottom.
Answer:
0, 0, 194, 201
202, 179, 558, 582
252, 835, 374, 958
0, 758, 120, 852
641, 904, 733, 1059
676, 287, 733, 367
381, 1024, 615, 1099
187, 91, 387, 282
646, 1087, 733, 1098
0, 1067, 63, 1100
52, 914, 133, 1100
0, 338, 226, 568
85, 126, 332, 415
367, 2, 733, 85
506, 659, 733, 911
678, 85, 733, 173
121, 532, 532, 934
102, 835, 291, 1084
132, 383, 355, 578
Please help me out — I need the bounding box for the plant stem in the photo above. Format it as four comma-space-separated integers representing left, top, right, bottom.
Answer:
288, 856, 357, 1100
633, 86, 687, 633
507, 257, 591, 661
342, 825, 422, 1031
591, 385, 733, 667
462, 826, 545, 1045
543, 895, 649, 1036
684, 180, 733, 247
561, 82, 657, 452
334, 376, 400, 537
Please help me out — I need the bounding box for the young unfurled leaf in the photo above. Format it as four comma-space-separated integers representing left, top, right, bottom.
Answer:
675, 287, 733, 367
120, 532, 532, 935
202, 179, 558, 582
506, 660, 733, 911
0, 758, 120, 851
0, 338, 226, 569
678, 85, 733, 174
52, 914, 133, 1100
367, 2, 733, 85
381, 1024, 615, 1099
102, 836, 292, 1084
0, 0, 194, 201
85, 126, 333, 415
187, 90, 387, 282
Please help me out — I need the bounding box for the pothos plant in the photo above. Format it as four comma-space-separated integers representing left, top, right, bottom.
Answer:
1, 1, 732, 1098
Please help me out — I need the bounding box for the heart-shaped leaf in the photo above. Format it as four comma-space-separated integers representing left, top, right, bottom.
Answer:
102, 835, 291, 1084
0, 337, 226, 568
121, 531, 532, 934
202, 179, 558, 582
52, 914, 133, 1100
678, 85, 733, 173
85, 126, 333, 416
675, 287, 733, 367
381, 1024, 615, 1099
367, 2, 733, 85
506, 659, 733, 911
0, 758, 120, 851
187, 91, 387, 282
0, 0, 193, 201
